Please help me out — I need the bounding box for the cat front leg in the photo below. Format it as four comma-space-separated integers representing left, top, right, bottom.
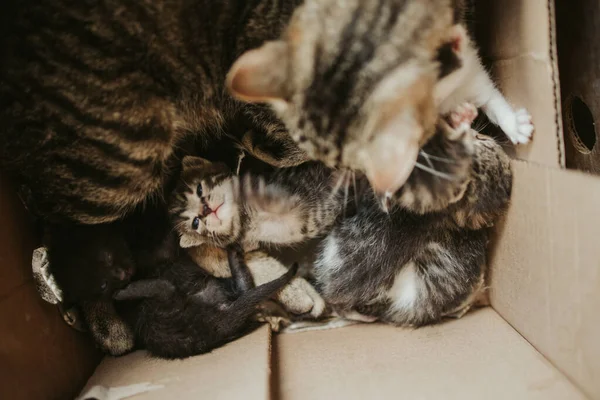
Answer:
80, 299, 135, 356
480, 87, 534, 145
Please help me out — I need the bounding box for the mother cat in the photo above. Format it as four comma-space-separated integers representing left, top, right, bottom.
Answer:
0, 0, 459, 224
0, 0, 307, 224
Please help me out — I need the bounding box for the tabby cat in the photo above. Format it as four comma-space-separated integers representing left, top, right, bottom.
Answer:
313, 106, 512, 326
0, 0, 306, 224
227, 0, 531, 196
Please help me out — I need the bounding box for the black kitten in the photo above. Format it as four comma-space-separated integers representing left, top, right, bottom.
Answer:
115, 245, 297, 359
45, 223, 135, 305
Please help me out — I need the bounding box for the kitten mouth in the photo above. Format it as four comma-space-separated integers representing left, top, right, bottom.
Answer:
211, 203, 224, 220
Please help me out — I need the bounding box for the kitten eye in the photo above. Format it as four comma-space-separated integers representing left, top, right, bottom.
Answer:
100, 280, 108, 292
196, 183, 203, 197
192, 216, 200, 230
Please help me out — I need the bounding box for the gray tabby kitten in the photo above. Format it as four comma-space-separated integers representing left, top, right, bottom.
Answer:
0, 0, 305, 225
227, 0, 531, 196
314, 107, 512, 325
169, 157, 344, 251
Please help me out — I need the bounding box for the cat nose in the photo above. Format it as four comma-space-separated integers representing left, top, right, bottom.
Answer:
202, 204, 212, 216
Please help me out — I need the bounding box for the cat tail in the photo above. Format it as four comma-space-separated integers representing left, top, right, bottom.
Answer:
215, 263, 298, 336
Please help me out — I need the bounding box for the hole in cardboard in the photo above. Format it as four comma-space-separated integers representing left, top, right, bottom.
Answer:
565, 96, 597, 154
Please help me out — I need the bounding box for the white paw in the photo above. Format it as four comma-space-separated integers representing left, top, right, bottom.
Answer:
276, 277, 327, 318
501, 108, 534, 145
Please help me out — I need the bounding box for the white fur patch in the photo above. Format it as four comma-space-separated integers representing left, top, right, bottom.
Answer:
387, 262, 421, 312
316, 234, 344, 276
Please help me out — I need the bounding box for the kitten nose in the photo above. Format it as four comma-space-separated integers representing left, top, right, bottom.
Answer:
202, 204, 212, 216
113, 268, 126, 281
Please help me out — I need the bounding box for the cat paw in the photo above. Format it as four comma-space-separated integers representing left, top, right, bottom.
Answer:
243, 175, 298, 215
500, 108, 534, 144
276, 277, 327, 318
92, 319, 135, 356
447, 102, 479, 135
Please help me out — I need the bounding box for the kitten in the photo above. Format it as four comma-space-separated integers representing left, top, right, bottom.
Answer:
227, 0, 531, 196
45, 223, 136, 305
114, 245, 298, 359
0, 0, 305, 225
45, 203, 322, 355
169, 156, 344, 251
314, 107, 512, 326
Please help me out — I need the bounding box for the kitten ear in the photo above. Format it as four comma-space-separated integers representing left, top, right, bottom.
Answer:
227, 41, 290, 105
179, 233, 204, 249
182, 156, 212, 170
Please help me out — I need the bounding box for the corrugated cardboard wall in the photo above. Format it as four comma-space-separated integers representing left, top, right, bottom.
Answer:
481, 0, 600, 398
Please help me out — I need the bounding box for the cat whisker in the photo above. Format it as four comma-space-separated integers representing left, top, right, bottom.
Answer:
330, 169, 348, 199
342, 171, 351, 218
419, 150, 457, 164
415, 162, 456, 181
420, 150, 437, 171
352, 171, 359, 211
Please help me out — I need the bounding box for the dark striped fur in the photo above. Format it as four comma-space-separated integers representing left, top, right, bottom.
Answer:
228, 0, 456, 170
0, 0, 305, 224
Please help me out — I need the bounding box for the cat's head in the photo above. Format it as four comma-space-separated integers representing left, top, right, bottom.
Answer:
169, 156, 241, 249
227, 0, 456, 195
46, 224, 136, 304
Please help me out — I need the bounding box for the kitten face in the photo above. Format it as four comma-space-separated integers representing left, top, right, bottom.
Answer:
170, 157, 241, 248
227, 0, 456, 195
46, 224, 135, 304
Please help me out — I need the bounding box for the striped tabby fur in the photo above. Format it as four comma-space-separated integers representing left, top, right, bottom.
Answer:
169, 155, 344, 251
314, 119, 512, 326
0, 0, 305, 224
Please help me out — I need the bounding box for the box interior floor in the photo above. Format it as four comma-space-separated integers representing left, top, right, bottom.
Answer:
1, 1, 599, 399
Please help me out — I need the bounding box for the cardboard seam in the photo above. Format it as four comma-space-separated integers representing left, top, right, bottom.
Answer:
489, 305, 590, 399
547, 0, 565, 167
267, 326, 275, 400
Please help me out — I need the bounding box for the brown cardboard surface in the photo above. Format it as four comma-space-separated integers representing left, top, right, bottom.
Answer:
274, 309, 584, 400
490, 161, 600, 399
474, 0, 563, 167
0, 282, 101, 400
556, 0, 600, 174
0, 175, 36, 297
81, 325, 272, 400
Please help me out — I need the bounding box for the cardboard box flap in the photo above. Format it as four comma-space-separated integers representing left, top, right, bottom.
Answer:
273, 309, 584, 400
80, 325, 272, 400
490, 161, 600, 399
474, 0, 564, 168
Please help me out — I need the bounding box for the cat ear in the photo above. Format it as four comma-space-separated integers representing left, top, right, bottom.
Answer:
359, 110, 423, 196
227, 41, 290, 105
182, 156, 212, 170
179, 233, 204, 249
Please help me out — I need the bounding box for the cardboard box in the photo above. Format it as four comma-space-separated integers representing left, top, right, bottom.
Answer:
1, 1, 598, 399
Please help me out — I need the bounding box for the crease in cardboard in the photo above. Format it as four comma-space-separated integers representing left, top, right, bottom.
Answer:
487, 51, 550, 63
77, 382, 164, 400
546, 0, 565, 167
